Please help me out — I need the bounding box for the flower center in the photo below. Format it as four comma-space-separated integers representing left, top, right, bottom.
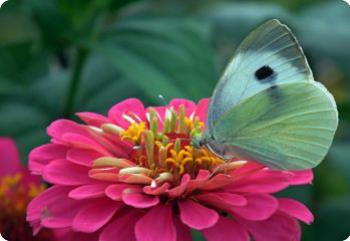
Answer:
124, 106, 224, 180
92, 105, 226, 185
0, 173, 45, 214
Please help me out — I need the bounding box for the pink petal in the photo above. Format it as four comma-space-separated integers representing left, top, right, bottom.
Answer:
55, 228, 100, 241
88, 167, 119, 182
143, 182, 170, 195
229, 162, 264, 177
202, 216, 249, 241
200, 174, 233, 191
62, 133, 109, 155
47, 119, 110, 155
287, 170, 313, 185
278, 198, 314, 224
179, 199, 219, 230
118, 173, 152, 185
100, 209, 142, 241
72, 199, 122, 233
135, 204, 176, 241
67, 148, 102, 167
194, 98, 210, 123
105, 184, 130, 201
88, 130, 129, 158
196, 192, 247, 212
76, 112, 110, 127
21, 172, 40, 188
230, 194, 278, 221
186, 170, 210, 193
27, 186, 67, 222
47, 119, 88, 140
31, 220, 42, 235
169, 99, 196, 116
238, 212, 301, 241
174, 217, 192, 241
108, 98, 146, 128
225, 169, 291, 194
167, 174, 190, 198
27, 186, 86, 229
68, 183, 109, 200
122, 187, 160, 208
29, 144, 69, 175
101, 134, 134, 156
43, 159, 91, 185
0, 138, 22, 175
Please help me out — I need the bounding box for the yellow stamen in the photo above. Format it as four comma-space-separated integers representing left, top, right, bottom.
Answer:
170, 109, 177, 132
120, 122, 146, 143
174, 138, 181, 153
178, 105, 186, 133
0, 173, 45, 214
97, 105, 227, 184
164, 117, 170, 133
144, 130, 155, 167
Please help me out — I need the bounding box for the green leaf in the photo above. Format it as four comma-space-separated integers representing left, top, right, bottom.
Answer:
0, 70, 69, 161
75, 52, 146, 113
0, 43, 49, 85
315, 197, 350, 241
327, 143, 350, 184
0, 13, 39, 44
90, 18, 217, 101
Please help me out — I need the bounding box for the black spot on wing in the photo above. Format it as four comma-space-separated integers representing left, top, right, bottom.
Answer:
255, 65, 274, 81
268, 84, 281, 100
269, 85, 278, 90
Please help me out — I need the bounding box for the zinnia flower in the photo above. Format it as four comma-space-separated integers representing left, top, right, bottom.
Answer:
27, 98, 314, 241
0, 138, 54, 241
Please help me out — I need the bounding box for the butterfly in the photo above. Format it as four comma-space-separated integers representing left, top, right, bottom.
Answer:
194, 19, 338, 170
343, 0, 350, 6
0, 0, 7, 8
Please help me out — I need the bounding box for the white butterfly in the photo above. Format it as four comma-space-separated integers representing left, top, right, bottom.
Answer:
0, 0, 8, 8
194, 19, 338, 170
344, 235, 350, 241
0, 234, 7, 241
343, 0, 350, 6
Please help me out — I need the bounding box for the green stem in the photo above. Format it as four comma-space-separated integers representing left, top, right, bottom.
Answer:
63, 48, 88, 118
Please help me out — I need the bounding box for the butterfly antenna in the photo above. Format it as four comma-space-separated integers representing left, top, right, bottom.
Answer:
158, 94, 168, 106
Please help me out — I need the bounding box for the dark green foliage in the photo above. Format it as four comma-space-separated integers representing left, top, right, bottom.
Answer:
0, 0, 349, 240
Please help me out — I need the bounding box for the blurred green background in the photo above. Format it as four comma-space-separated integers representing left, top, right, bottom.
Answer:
0, 0, 349, 240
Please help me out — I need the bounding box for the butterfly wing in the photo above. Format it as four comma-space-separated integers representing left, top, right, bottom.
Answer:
207, 19, 313, 132
208, 82, 338, 169
204, 19, 338, 169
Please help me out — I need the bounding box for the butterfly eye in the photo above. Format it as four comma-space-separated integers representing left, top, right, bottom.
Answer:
255, 65, 274, 81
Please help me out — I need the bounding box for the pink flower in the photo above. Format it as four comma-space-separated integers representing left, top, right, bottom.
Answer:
0, 138, 55, 241
27, 98, 314, 241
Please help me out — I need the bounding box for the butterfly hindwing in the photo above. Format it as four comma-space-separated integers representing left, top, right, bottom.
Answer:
209, 81, 337, 170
